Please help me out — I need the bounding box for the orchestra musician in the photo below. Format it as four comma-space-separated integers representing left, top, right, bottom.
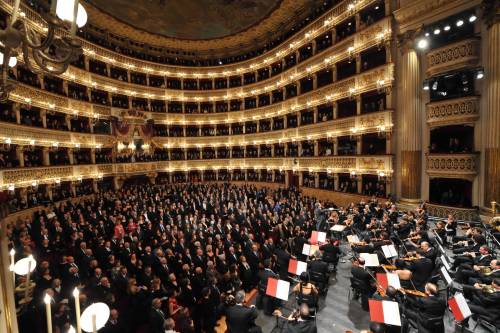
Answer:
273, 303, 317, 333
351, 257, 376, 310
453, 245, 493, 282
256, 259, 279, 315
468, 259, 500, 285
293, 272, 319, 309
403, 283, 446, 333
397, 252, 433, 291
461, 278, 500, 328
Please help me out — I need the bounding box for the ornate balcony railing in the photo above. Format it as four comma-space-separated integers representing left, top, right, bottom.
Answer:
57, 17, 392, 101
152, 110, 393, 148
0, 155, 393, 189
426, 203, 479, 222
0, 122, 114, 149
0, 0, 383, 77
426, 96, 480, 127
426, 153, 479, 180
426, 38, 480, 77
9, 63, 394, 124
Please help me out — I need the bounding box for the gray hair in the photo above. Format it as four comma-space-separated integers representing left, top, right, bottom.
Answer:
235, 290, 245, 304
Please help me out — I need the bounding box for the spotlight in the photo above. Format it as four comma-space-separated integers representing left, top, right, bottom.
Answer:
432, 81, 438, 91
469, 15, 477, 22
425, 32, 430, 37
417, 38, 428, 49
375, 5, 379, 10
456, 19, 464, 27
434, 28, 441, 35
422, 80, 430, 90
476, 68, 484, 79
444, 25, 451, 31
218, 59, 223, 65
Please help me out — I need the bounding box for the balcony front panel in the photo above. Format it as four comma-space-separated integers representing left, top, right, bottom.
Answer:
59, 17, 392, 101
0, 122, 114, 148
426, 96, 480, 127
426, 153, 479, 180
426, 203, 478, 221
426, 38, 480, 77
152, 110, 393, 147
0, 0, 382, 77
9, 63, 394, 125
0, 155, 392, 188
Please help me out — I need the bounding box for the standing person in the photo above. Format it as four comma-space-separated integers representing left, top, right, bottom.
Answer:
225, 290, 262, 333
150, 298, 166, 333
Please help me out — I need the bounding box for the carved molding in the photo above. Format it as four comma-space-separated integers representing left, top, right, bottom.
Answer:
426, 96, 480, 127
481, 0, 500, 28
1, 0, 381, 77
0, 122, 115, 148
426, 203, 478, 221
8, 63, 394, 126
426, 153, 479, 180
0, 155, 393, 188
426, 38, 480, 77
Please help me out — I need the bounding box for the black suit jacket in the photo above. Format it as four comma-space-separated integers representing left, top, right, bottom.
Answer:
351, 266, 373, 292
149, 309, 165, 333
408, 258, 434, 290
225, 305, 259, 333
286, 318, 317, 333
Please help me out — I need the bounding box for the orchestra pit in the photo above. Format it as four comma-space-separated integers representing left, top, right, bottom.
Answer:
0, 0, 500, 333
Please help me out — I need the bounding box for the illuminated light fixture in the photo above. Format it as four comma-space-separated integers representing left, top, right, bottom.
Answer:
469, 14, 477, 22
55, 179, 61, 184
422, 80, 430, 90
378, 171, 385, 177
348, 46, 355, 53
7, 184, 14, 191
456, 19, 464, 27
350, 170, 356, 176
444, 25, 451, 31
0, 0, 87, 101
80, 303, 110, 333
434, 28, 441, 35
31, 181, 37, 187
52, 142, 59, 147
348, 3, 355, 10
425, 32, 430, 37
0, 52, 17, 68
417, 38, 429, 49
5, 137, 11, 144
29, 139, 35, 145
476, 68, 484, 80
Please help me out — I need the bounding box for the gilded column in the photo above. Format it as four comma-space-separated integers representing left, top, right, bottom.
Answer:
397, 31, 422, 201
483, 0, 500, 207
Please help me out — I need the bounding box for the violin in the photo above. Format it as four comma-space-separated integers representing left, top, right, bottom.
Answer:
351, 241, 368, 246
377, 285, 386, 297
399, 288, 428, 297
382, 264, 397, 270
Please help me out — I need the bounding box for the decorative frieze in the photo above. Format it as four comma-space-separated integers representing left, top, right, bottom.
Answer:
426, 153, 479, 180
426, 38, 480, 77
0, 155, 393, 188
426, 203, 478, 221
426, 96, 480, 127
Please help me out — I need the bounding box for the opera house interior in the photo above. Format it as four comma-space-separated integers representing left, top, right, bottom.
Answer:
0, 0, 499, 332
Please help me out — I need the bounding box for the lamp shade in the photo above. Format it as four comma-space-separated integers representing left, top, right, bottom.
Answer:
56, 0, 88, 28
13, 256, 37, 275
80, 303, 110, 332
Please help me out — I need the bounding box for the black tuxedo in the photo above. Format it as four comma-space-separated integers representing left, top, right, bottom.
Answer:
149, 308, 165, 333
407, 258, 434, 291
225, 304, 261, 333
406, 294, 446, 333
286, 318, 317, 333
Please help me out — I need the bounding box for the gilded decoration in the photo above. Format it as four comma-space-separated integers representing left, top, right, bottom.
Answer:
426, 153, 479, 179
426, 96, 480, 126
426, 203, 478, 221
2, 166, 73, 184
8, 63, 394, 126
426, 38, 480, 77
1, 0, 380, 77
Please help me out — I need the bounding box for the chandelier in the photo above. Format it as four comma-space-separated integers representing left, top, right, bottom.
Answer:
0, 0, 87, 101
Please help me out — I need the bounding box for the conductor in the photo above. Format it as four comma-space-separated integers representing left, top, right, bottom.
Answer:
225, 290, 263, 333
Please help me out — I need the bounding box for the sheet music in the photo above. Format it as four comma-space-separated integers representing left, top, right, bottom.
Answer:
381, 245, 398, 259
331, 225, 346, 232
440, 266, 452, 285
360, 253, 380, 267
347, 235, 360, 243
